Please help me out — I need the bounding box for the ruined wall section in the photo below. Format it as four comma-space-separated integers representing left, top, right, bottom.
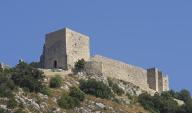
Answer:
41, 29, 67, 69
66, 28, 90, 68
89, 55, 149, 90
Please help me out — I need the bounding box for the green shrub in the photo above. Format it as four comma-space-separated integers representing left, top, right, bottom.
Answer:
112, 84, 124, 96
11, 62, 45, 92
0, 67, 3, 72
108, 78, 124, 96
80, 79, 113, 99
57, 94, 80, 109
127, 93, 138, 104
0, 72, 16, 97
40, 85, 52, 96
179, 89, 191, 103
138, 92, 182, 113
7, 98, 18, 109
74, 59, 86, 72
138, 93, 160, 113
69, 87, 85, 101
29, 62, 41, 68
49, 75, 63, 88
0, 108, 8, 113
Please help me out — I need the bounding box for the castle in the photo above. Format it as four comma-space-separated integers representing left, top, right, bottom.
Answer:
40, 28, 169, 93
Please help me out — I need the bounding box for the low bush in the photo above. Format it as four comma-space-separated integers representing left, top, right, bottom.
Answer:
0, 72, 16, 97
69, 87, 85, 101
127, 93, 138, 104
0, 108, 8, 113
57, 94, 80, 109
138, 91, 192, 113
80, 79, 113, 99
29, 62, 41, 68
108, 78, 124, 96
40, 85, 52, 96
7, 98, 18, 109
49, 75, 63, 88
112, 84, 124, 96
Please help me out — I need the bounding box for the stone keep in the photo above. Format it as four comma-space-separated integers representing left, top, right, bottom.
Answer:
40, 28, 90, 69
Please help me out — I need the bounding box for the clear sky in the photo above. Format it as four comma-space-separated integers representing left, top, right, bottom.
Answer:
0, 1, 191, 93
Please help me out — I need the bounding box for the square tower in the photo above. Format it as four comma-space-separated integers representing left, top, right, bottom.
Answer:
40, 28, 90, 69
147, 68, 159, 91
147, 68, 169, 92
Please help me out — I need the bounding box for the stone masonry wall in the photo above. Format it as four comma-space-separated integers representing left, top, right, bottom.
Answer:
42, 29, 67, 69
158, 71, 163, 92
41, 28, 90, 69
88, 55, 149, 91
40, 27, 169, 93
85, 61, 103, 75
147, 68, 159, 91
147, 68, 169, 92
163, 76, 169, 91
65, 28, 90, 68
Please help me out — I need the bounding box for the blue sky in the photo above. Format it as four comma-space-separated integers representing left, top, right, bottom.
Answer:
0, 1, 191, 93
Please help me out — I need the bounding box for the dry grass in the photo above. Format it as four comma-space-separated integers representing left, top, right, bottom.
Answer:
85, 95, 149, 113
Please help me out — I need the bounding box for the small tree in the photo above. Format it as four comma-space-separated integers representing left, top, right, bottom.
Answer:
49, 75, 63, 88
11, 62, 45, 92
74, 59, 86, 72
29, 62, 41, 68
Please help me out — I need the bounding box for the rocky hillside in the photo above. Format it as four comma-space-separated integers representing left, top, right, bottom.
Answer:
0, 61, 191, 113
0, 61, 150, 113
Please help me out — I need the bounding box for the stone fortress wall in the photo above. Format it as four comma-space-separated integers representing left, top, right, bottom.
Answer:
85, 55, 169, 92
85, 55, 149, 91
65, 28, 90, 68
40, 27, 169, 93
41, 28, 67, 69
